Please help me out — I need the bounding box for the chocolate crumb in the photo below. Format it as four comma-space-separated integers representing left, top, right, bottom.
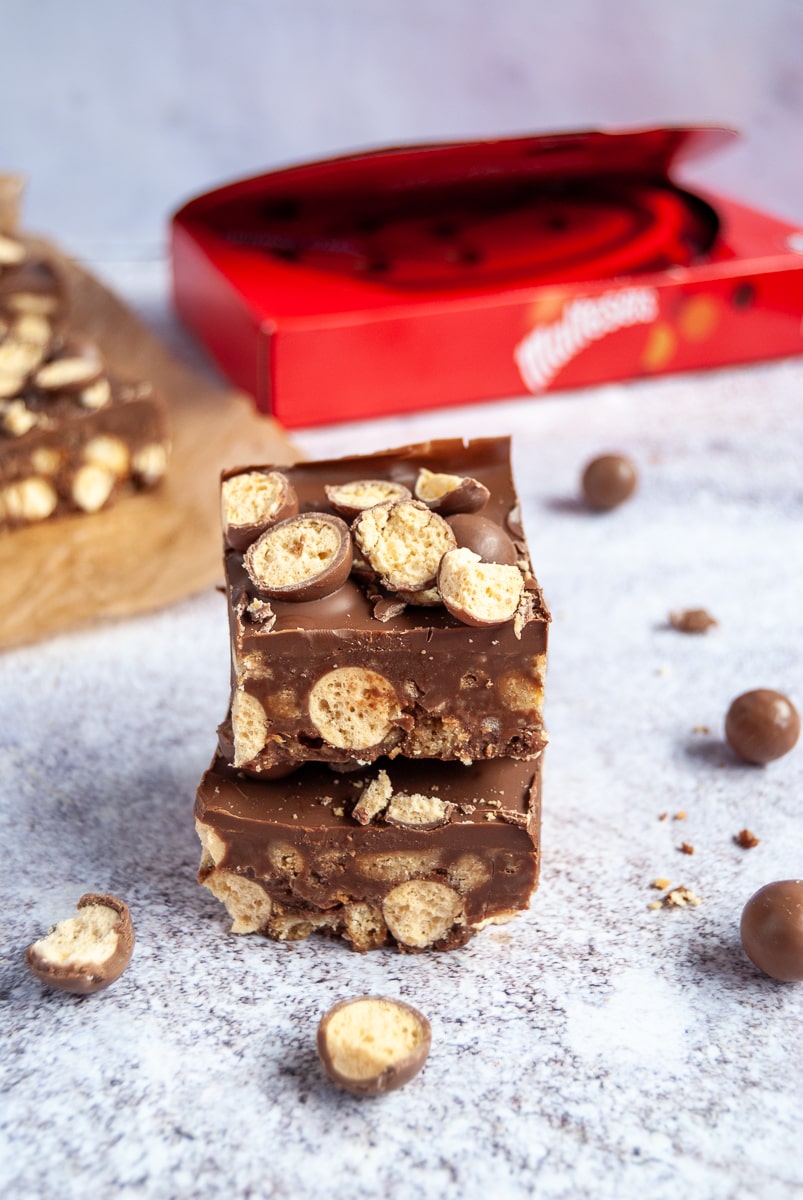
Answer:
679, 842, 695, 855
734, 828, 760, 849
669, 608, 718, 634
665, 886, 702, 908
658, 812, 668, 821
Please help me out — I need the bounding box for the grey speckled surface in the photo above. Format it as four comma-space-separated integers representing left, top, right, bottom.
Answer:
1, 262, 803, 1200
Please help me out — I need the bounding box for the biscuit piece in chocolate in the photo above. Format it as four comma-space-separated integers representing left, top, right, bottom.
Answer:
196, 751, 542, 952
222, 438, 549, 773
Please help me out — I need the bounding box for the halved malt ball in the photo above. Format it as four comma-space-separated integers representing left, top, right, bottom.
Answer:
438, 546, 524, 626
324, 478, 411, 521
221, 470, 298, 550
308, 667, 400, 750
317, 996, 431, 1095
34, 337, 104, 393
414, 466, 489, 515
26, 894, 135, 994
352, 499, 456, 592
382, 880, 464, 949
244, 512, 352, 601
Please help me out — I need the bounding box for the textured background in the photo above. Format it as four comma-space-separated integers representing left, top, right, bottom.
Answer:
1, 4, 803, 1197
1, 0, 802, 253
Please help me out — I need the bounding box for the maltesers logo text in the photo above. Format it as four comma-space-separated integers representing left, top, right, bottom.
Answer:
514, 287, 660, 392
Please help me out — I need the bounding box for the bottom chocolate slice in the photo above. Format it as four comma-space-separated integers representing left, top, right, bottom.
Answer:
196, 753, 542, 952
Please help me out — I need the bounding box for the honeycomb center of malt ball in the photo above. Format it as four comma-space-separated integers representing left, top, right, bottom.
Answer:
308, 668, 400, 749
232, 691, 268, 766
387, 792, 449, 825
382, 880, 464, 948
332, 480, 406, 508
415, 468, 461, 502
442, 551, 523, 620
222, 471, 284, 527
251, 520, 342, 587
360, 503, 453, 589
33, 906, 120, 968
327, 1000, 425, 1080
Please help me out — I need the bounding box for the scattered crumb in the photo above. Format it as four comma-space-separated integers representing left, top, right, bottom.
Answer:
669, 608, 718, 634
658, 812, 668, 822
673, 811, 687, 821
734, 828, 760, 849
484, 813, 496, 821
656, 665, 671, 677
332, 806, 344, 817
665, 886, 702, 908
679, 842, 695, 855
647, 901, 663, 911
692, 724, 711, 735
651, 877, 672, 890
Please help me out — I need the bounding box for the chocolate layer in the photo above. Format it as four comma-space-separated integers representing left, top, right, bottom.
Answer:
196, 751, 542, 952
223, 438, 549, 772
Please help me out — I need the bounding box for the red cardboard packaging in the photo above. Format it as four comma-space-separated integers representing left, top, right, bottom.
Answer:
171, 127, 803, 428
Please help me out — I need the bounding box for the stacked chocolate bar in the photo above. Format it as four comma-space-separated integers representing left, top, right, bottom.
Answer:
196, 438, 549, 951
0, 233, 168, 530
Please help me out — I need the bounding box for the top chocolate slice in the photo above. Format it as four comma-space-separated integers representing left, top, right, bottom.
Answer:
222, 437, 549, 772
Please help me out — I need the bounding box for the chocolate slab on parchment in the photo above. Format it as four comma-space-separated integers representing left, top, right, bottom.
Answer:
0, 175, 296, 649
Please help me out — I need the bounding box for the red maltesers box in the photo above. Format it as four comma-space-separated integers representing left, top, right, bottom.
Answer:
171, 127, 803, 428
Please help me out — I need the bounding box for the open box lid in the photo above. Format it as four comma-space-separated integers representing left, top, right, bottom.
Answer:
172, 126, 738, 319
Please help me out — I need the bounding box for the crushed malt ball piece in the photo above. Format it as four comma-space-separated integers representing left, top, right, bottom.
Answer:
352, 498, 456, 592
221, 469, 298, 550
231, 689, 269, 767
581, 453, 637, 511
25, 893, 135, 995
669, 608, 718, 634
734, 829, 760, 849
352, 769, 393, 825
1, 398, 38, 437
79, 377, 112, 410
446, 512, 518, 565
382, 880, 464, 949
308, 667, 400, 750
385, 792, 454, 829
244, 512, 352, 602
673, 811, 687, 821
317, 996, 431, 1096
438, 547, 524, 627
414, 466, 490, 515
343, 903, 388, 952
202, 868, 273, 934
0, 328, 46, 378
651, 877, 672, 890
33, 337, 104, 392
679, 842, 695, 855
71, 463, 116, 513
324, 478, 411, 520
647, 900, 663, 911
658, 812, 668, 821
132, 442, 169, 486
2, 476, 58, 523
83, 434, 130, 478
664, 886, 702, 908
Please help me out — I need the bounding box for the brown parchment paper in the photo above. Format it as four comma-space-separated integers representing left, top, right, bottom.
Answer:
0, 200, 298, 650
